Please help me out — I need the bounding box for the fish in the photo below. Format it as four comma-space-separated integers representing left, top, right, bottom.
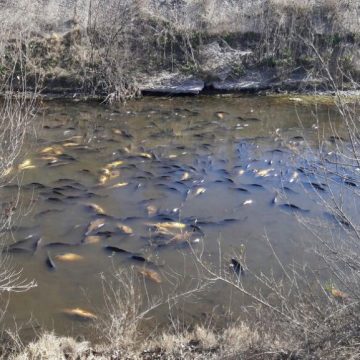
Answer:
215, 111, 228, 119
271, 193, 280, 205
249, 184, 264, 189
137, 152, 153, 159
116, 224, 133, 235
44, 242, 78, 248
62, 142, 81, 148
108, 182, 128, 188
82, 236, 102, 244
309, 182, 326, 191
151, 222, 187, 230
46, 252, 56, 270
55, 253, 84, 261
330, 287, 348, 299
109, 170, 121, 179
85, 203, 106, 215
98, 174, 109, 185
131, 255, 147, 262
86, 218, 105, 235
230, 258, 244, 275
6, 247, 31, 254
8, 237, 39, 251
18, 159, 35, 170
146, 205, 158, 217
289, 97, 303, 103
32, 237, 43, 253
105, 160, 123, 170
137, 268, 161, 284
289, 171, 299, 183
280, 204, 310, 213
112, 128, 123, 135
193, 187, 206, 196
237, 116, 261, 122
344, 180, 357, 187
104, 246, 130, 254
231, 187, 249, 193
256, 169, 274, 177
40, 145, 64, 156
243, 199, 253, 206
3, 166, 13, 177
62, 308, 97, 320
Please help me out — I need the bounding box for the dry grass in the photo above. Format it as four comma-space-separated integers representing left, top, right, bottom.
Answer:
10, 333, 91, 360
0, 0, 359, 100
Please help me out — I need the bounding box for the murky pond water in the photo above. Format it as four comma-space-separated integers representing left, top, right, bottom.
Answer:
0, 95, 356, 341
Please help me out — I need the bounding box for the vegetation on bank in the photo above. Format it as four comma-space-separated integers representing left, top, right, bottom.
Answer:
0, 1, 359, 359
0, 0, 360, 100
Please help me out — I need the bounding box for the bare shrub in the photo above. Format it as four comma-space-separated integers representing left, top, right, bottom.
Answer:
11, 332, 90, 360
95, 265, 209, 356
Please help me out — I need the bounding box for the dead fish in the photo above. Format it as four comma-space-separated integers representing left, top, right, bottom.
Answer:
55, 253, 84, 262
60, 141, 78, 148
112, 129, 133, 138
329, 287, 349, 300
86, 218, 105, 235
85, 203, 106, 215
40, 145, 64, 156
243, 199, 253, 206
289, 97, 303, 103
230, 258, 244, 275
105, 160, 123, 170
137, 152, 153, 159
116, 224, 133, 235
82, 235, 102, 244
104, 246, 130, 254
151, 222, 187, 230
255, 169, 274, 177
137, 268, 161, 284
109, 170, 121, 179
215, 111, 228, 119
2, 166, 13, 177
146, 205, 158, 217
180, 172, 190, 181
46, 252, 56, 270
289, 171, 299, 183
62, 308, 97, 320
193, 187, 206, 196
112, 128, 123, 135
98, 174, 109, 185
18, 159, 35, 170
108, 182, 128, 189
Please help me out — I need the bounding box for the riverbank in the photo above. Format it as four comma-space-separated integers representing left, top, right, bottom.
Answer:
1, 1, 360, 100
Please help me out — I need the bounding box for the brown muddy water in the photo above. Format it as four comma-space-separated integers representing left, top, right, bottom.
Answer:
0, 95, 356, 341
